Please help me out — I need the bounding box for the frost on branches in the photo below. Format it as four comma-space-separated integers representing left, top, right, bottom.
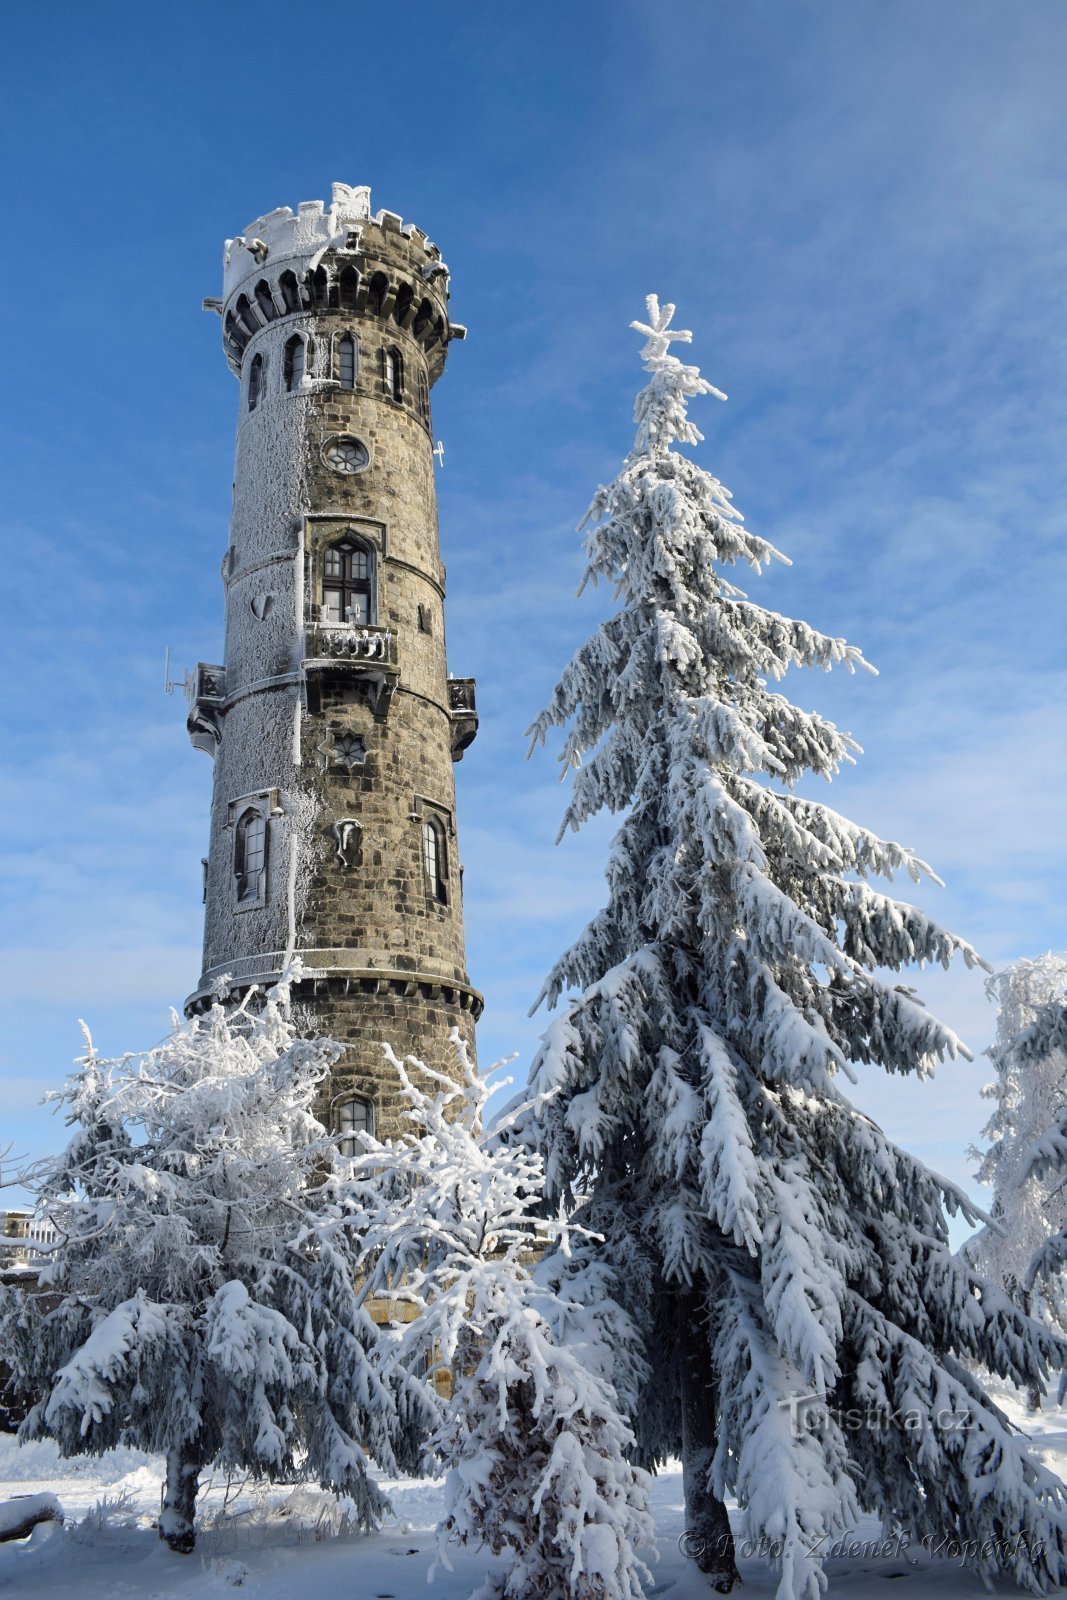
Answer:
524, 297, 1067, 1598
337, 1035, 656, 1600
1009, 986, 1067, 1308
966, 954, 1067, 1395
0, 975, 432, 1554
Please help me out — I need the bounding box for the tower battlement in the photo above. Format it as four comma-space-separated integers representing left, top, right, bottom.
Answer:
216, 183, 464, 379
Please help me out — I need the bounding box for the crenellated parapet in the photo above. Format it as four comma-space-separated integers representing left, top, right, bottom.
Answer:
208, 183, 467, 381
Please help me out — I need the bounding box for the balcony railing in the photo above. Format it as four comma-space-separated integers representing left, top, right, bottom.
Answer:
305, 623, 399, 669
304, 624, 400, 716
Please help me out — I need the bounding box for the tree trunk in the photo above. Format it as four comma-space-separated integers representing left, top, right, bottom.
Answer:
678, 1285, 738, 1593
159, 1441, 202, 1553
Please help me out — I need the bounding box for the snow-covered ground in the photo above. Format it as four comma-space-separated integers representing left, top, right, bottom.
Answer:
1, 1382, 1064, 1599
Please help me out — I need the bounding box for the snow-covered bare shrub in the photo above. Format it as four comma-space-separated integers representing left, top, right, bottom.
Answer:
0, 972, 433, 1555
337, 1035, 656, 1600
522, 297, 1067, 1597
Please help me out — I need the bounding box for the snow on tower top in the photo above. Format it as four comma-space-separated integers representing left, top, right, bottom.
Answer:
221, 183, 446, 303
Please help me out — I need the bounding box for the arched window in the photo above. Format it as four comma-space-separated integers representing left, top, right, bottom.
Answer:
254, 279, 277, 322
247, 353, 263, 411
394, 282, 414, 326
336, 1095, 374, 1157
368, 271, 388, 316
323, 538, 374, 625
422, 816, 447, 904
279, 270, 301, 314
337, 333, 357, 389
383, 346, 403, 401
234, 808, 266, 903
339, 265, 359, 311
235, 293, 259, 337
284, 334, 305, 391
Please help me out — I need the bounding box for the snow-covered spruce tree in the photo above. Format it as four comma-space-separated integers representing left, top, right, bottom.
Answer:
0, 974, 433, 1553
966, 956, 1067, 1363
523, 297, 1067, 1598
1014, 997, 1067, 1314
336, 1035, 655, 1600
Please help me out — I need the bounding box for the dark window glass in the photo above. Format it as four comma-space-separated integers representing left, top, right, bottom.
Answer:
337, 1095, 374, 1157
323, 539, 374, 625
235, 809, 266, 903
338, 334, 357, 388
284, 335, 305, 391
422, 817, 447, 904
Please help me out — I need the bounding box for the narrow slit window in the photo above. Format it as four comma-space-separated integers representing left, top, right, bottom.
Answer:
383, 346, 403, 401
422, 816, 447, 904
234, 808, 266, 903
247, 353, 263, 411
284, 334, 305, 392
338, 334, 357, 389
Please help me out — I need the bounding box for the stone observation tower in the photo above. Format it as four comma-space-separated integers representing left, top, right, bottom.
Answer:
187, 182, 480, 1139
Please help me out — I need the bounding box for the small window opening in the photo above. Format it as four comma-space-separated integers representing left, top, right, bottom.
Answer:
279, 270, 301, 314
383, 346, 403, 401
234, 808, 266, 903
417, 368, 429, 422
337, 1095, 375, 1156
284, 334, 305, 391
323, 538, 374, 625
247, 353, 263, 411
338, 333, 357, 389
339, 265, 359, 311
417, 603, 431, 634
422, 816, 447, 905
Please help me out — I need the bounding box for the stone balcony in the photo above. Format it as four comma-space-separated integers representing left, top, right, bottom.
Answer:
448, 676, 478, 760
304, 624, 399, 715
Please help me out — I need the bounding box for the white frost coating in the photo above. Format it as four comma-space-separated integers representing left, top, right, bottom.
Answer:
522, 295, 1067, 1600
221, 182, 445, 308
284, 824, 299, 969
0, 990, 433, 1547
224, 185, 371, 300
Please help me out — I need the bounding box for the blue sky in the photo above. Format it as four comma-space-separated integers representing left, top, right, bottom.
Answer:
2, 1, 1065, 1224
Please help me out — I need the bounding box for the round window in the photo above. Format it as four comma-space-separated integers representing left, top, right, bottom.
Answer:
322, 435, 370, 475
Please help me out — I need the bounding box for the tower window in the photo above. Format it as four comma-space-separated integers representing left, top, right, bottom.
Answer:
254, 279, 277, 322
338, 333, 357, 389
247, 353, 263, 411
422, 816, 447, 905
234, 807, 267, 904
417, 603, 431, 634
336, 1094, 375, 1156
279, 270, 301, 314
417, 368, 429, 422
382, 346, 403, 401
284, 334, 306, 392
323, 538, 374, 625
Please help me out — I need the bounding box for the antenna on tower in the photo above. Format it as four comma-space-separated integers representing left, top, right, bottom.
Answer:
433, 440, 445, 468
163, 647, 193, 699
